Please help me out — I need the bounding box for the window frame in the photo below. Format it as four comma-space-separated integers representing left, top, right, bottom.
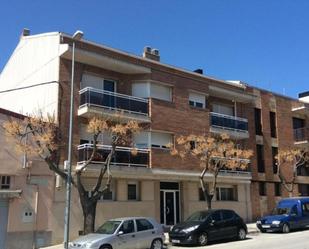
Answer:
127, 181, 140, 201
0, 175, 10, 189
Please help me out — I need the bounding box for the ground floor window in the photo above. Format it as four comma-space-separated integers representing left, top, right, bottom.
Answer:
299, 184, 309, 196
127, 181, 140, 201
216, 186, 238, 201
274, 182, 281, 196
259, 182, 266, 196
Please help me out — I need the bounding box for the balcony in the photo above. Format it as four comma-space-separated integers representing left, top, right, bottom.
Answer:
77, 144, 149, 168
294, 127, 308, 144
210, 112, 249, 139
78, 87, 150, 123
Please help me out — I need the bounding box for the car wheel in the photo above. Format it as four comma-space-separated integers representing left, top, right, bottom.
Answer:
238, 228, 246, 240
151, 238, 163, 249
99, 245, 112, 249
282, 223, 290, 233
198, 232, 208, 246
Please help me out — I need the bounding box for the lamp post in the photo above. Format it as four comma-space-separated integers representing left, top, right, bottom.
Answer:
64, 30, 84, 249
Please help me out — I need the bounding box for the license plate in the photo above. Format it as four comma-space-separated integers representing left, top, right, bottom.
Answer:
262, 225, 270, 228
172, 239, 180, 243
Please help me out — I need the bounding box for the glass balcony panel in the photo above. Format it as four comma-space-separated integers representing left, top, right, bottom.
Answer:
78, 144, 149, 167
210, 112, 248, 132
79, 87, 149, 116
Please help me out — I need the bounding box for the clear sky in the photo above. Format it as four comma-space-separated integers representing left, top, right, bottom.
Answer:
1, 0, 308, 98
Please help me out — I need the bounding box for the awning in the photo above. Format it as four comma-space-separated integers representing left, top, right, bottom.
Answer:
0, 189, 22, 199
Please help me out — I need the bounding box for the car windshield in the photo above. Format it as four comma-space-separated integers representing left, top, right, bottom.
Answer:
272, 207, 291, 215
95, 220, 122, 234
186, 211, 210, 222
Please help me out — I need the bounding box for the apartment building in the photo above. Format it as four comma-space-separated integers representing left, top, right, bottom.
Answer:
0, 29, 308, 248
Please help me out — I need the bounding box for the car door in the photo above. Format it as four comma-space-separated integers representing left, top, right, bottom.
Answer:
221, 210, 238, 239
134, 218, 156, 249
301, 202, 309, 228
289, 205, 302, 229
207, 211, 224, 241
115, 219, 139, 249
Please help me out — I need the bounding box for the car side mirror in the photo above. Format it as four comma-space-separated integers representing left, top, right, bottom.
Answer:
117, 231, 124, 236
210, 220, 215, 225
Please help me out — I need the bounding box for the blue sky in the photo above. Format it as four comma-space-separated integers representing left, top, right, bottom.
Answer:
1, 0, 308, 98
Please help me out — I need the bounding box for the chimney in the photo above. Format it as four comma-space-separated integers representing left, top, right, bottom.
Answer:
20, 28, 30, 39
194, 69, 203, 74
143, 46, 160, 61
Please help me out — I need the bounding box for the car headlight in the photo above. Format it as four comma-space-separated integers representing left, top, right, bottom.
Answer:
256, 220, 261, 224
81, 243, 94, 248
272, 220, 281, 225
182, 225, 199, 233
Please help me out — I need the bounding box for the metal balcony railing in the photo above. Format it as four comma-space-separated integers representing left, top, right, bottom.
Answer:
79, 87, 149, 116
77, 144, 149, 167
210, 112, 248, 132
293, 127, 308, 142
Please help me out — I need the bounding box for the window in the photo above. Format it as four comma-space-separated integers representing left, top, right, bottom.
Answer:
189, 92, 206, 108
270, 112, 277, 138
212, 103, 234, 116
259, 182, 266, 196
254, 108, 263, 135
0, 176, 10, 189
256, 145, 265, 173
136, 219, 154, 231
132, 82, 172, 102
222, 210, 234, 220
151, 132, 172, 149
216, 186, 238, 201
81, 74, 116, 92
297, 164, 309, 176
274, 182, 281, 196
302, 203, 309, 216
291, 205, 298, 216
299, 184, 309, 196
150, 83, 172, 101
119, 220, 135, 234
97, 180, 116, 201
128, 182, 139, 201
210, 211, 221, 222
272, 147, 278, 174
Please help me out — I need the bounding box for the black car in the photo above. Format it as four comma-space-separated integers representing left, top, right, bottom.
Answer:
169, 209, 247, 246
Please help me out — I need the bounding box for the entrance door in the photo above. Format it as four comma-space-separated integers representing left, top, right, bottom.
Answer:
0, 199, 8, 249
160, 191, 180, 225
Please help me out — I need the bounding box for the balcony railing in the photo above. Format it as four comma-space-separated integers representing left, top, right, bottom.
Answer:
79, 87, 149, 116
210, 112, 248, 132
294, 127, 308, 142
77, 144, 149, 167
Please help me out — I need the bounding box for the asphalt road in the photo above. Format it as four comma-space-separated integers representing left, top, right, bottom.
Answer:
168, 229, 309, 249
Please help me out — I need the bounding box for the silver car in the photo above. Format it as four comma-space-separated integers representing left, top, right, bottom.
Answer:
69, 217, 164, 249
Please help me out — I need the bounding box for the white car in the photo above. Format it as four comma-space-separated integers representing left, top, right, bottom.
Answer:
69, 217, 165, 249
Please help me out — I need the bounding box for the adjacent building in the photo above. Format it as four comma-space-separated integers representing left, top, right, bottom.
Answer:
0, 29, 308, 248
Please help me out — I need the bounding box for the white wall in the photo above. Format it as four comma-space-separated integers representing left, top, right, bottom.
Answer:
0, 32, 61, 119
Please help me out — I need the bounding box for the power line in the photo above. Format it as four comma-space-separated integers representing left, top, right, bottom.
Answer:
0, 81, 59, 94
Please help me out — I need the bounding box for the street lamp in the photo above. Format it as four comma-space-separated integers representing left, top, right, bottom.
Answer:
64, 30, 84, 249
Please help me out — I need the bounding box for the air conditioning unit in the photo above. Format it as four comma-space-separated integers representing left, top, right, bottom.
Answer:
151, 49, 159, 56
144, 46, 151, 53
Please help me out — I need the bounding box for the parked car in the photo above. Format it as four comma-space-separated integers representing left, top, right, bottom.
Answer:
256, 197, 309, 233
169, 209, 247, 246
69, 217, 164, 249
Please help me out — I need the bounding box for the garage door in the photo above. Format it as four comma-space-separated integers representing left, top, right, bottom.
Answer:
0, 199, 8, 249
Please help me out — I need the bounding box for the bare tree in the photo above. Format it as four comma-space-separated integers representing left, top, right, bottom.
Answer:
170, 133, 253, 209
3, 113, 141, 234
275, 148, 309, 197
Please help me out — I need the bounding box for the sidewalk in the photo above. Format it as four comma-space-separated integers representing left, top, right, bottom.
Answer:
41, 223, 259, 249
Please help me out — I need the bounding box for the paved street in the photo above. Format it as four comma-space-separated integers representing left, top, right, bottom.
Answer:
168, 229, 309, 249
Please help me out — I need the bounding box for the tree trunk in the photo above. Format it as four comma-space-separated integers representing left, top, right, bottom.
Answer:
206, 194, 213, 209
82, 201, 97, 234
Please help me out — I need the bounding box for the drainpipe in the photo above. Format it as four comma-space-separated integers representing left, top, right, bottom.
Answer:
26, 166, 39, 249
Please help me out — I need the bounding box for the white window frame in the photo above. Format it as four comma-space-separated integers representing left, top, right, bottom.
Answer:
189, 91, 207, 108
81, 73, 117, 92
216, 186, 238, 201
0, 175, 10, 189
